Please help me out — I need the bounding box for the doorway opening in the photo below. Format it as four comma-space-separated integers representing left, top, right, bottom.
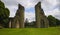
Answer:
25, 7, 36, 28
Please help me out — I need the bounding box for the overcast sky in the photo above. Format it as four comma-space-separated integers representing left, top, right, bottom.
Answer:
1, 0, 60, 22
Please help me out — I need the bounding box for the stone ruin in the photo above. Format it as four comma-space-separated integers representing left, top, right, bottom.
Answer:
35, 2, 49, 28
9, 2, 49, 28
9, 4, 24, 28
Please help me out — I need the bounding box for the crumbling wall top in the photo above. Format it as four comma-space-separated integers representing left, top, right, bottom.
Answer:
18, 4, 24, 9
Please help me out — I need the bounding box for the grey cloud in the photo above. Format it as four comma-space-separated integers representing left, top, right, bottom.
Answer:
55, 4, 60, 11
57, 0, 60, 2
5, 6, 18, 17
1, 0, 18, 17
53, 0, 60, 11
1, 0, 60, 21
42, 0, 57, 11
54, 14, 60, 20
2, 0, 18, 6
57, 0, 60, 10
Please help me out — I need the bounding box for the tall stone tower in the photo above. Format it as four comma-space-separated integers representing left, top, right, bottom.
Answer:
35, 2, 49, 28
15, 4, 25, 28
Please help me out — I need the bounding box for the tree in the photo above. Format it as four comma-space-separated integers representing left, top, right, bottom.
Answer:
0, 0, 5, 8
47, 15, 56, 27
25, 18, 29, 27
56, 18, 60, 26
0, 0, 10, 28
47, 15, 60, 27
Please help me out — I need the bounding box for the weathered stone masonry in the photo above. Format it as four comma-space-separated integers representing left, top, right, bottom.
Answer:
35, 2, 49, 28
9, 2, 49, 28
9, 4, 24, 28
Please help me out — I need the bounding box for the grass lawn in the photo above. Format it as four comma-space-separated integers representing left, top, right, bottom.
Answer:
0, 27, 60, 35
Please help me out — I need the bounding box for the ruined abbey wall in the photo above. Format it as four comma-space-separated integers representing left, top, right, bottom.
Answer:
9, 4, 24, 28
9, 2, 49, 28
35, 2, 49, 28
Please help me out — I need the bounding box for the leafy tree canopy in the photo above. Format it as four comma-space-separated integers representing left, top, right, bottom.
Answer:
47, 15, 60, 27
0, 0, 10, 28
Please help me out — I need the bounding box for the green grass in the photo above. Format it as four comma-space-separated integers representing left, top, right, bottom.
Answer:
0, 27, 60, 35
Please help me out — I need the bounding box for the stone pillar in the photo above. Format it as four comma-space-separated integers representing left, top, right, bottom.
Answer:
16, 19, 20, 28
35, 2, 49, 28
9, 19, 11, 28
35, 2, 41, 28
9, 18, 15, 28
11, 18, 16, 28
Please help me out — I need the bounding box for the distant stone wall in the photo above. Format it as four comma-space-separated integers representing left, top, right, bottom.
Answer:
35, 2, 49, 28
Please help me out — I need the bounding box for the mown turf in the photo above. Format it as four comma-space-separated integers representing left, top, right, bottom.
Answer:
0, 27, 60, 35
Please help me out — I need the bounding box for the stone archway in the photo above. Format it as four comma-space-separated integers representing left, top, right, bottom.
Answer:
9, 2, 49, 28
9, 4, 25, 28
